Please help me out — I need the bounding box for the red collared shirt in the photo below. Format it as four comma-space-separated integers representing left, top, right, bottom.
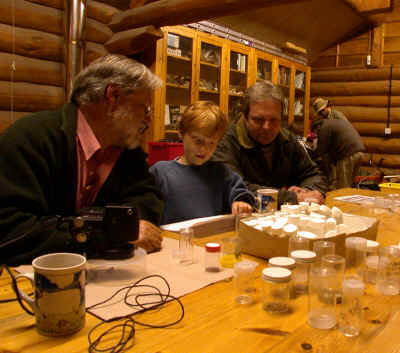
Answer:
75, 109, 121, 210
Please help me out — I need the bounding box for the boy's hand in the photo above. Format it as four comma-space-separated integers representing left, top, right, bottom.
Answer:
232, 201, 253, 215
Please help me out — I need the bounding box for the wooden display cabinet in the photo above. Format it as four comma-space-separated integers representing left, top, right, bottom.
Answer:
226, 41, 252, 122
197, 33, 227, 109
153, 25, 311, 143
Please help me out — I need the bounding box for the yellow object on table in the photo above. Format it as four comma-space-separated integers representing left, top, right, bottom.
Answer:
379, 183, 400, 192
220, 253, 241, 268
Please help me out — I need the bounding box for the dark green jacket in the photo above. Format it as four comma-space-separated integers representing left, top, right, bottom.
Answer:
212, 117, 328, 205
0, 103, 164, 265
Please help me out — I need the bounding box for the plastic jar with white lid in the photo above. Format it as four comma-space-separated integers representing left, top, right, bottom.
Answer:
262, 267, 291, 313
290, 250, 316, 296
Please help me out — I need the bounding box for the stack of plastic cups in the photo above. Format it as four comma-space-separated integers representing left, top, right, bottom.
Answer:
365, 240, 380, 284
339, 276, 365, 337
376, 245, 400, 295
345, 237, 367, 281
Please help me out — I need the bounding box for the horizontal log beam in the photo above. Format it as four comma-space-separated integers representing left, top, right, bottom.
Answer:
0, 0, 112, 44
312, 96, 400, 107
87, 1, 119, 24
0, 81, 64, 111
353, 122, 400, 137
0, 22, 62, 61
105, 26, 163, 55
0, 0, 61, 35
362, 136, 400, 154
333, 106, 400, 123
109, 0, 309, 32
25, 0, 62, 9
311, 67, 400, 82
26, 0, 120, 24
0, 52, 63, 86
311, 80, 400, 96
0, 110, 32, 134
361, 152, 400, 169
84, 42, 108, 66
95, 0, 131, 11
359, 165, 398, 177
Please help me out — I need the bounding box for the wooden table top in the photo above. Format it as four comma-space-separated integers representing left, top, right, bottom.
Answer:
1, 188, 400, 353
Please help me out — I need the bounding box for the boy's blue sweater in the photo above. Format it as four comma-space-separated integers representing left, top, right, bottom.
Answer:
150, 160, 254, 225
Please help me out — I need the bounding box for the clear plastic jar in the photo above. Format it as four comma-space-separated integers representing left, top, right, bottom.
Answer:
290, 250, 316, 296
204, 243, 221, 272
234, 261, 257, 304
262, 267, 291, 313
365, 239, 380, 284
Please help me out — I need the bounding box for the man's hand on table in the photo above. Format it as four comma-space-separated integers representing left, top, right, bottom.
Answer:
132, 220, 163, 253
288, 186, 325, 205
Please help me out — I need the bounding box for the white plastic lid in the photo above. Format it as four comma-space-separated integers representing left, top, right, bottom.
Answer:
262, 267, 291, 282
283, 224, 297, 235
234, 261, 257, 273
268, 257, 296, 269
367, 240, 379, 250
345, 237, 367, 250
342, 277, 365, 295
298, 231, 317, 240
290, 250, 317, 263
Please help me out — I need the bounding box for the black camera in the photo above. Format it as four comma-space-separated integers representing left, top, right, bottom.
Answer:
71, 205, 139, 260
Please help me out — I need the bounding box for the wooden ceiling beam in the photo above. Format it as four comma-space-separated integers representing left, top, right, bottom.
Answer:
109, 0, 310, 33
344, 0, 392, 13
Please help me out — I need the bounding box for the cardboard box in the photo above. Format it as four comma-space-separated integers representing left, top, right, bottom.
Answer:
239, 213, 379, 259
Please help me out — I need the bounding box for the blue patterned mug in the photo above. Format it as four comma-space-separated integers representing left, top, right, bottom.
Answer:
15, 253, 86, 336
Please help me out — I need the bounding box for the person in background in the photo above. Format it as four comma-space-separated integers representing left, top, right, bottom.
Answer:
150, 101, 254, 225
212, 80, 328, 206
0, 55, 164, 265
312, 97, 348, 121
311, 117, 365, 190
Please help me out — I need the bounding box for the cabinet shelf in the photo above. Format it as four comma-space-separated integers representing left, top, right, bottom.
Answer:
229, 92, 244, 97
200, 60, 220, 69
295, 87, 305, 93
279, 84, 290, 90
166, 83, 190, 90
168, 54, 191, 62
230, 69, 247, 74
199, 88, 220, 94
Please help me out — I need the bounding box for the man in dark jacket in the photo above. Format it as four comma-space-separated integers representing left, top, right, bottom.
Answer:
311, 118, 365, 190
212, 80, 327, 206
0, 55, 164, 265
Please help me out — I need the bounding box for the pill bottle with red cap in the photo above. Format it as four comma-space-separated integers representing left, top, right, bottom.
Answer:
205, 243, 221, 272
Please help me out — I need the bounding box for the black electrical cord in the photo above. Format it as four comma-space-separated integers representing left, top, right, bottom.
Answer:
87, 274, 185, 353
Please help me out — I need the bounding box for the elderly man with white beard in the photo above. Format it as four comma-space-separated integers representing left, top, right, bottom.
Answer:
0, 55, 164, 265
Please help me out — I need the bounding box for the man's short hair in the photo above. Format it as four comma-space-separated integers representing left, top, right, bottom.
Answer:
70, 54, 162, 105
179, 101, 228, 139
242, 80, 284, 118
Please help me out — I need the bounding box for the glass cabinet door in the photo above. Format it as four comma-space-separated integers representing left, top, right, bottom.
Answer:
199, 40, 222, 106
277, 63, 291, 129
293, 69, 306, 136
165, 31, 193, 135
257, 58, 272, 81
228, 50, 248, 122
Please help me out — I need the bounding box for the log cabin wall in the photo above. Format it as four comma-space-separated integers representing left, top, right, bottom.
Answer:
0, 0, 118, 135
311, 0, 400, 176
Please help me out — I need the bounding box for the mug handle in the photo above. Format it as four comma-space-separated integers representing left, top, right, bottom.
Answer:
13, 273, 36, 315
